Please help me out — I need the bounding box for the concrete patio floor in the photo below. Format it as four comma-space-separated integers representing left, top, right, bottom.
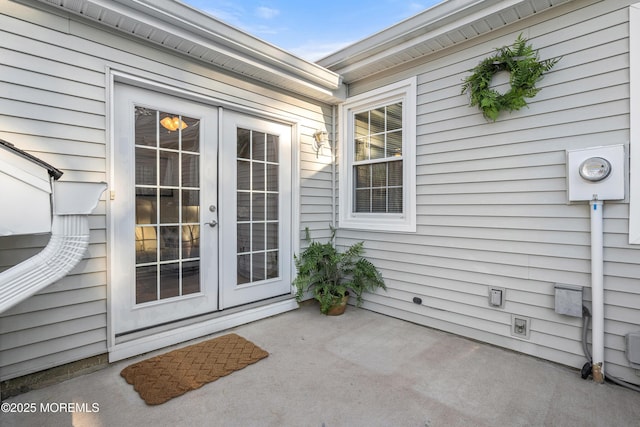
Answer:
2, 302, 639, 427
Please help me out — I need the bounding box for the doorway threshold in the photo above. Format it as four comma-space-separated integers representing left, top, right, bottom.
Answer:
108, 296, 297, 362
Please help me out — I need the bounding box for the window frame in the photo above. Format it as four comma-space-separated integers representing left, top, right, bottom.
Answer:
339, 77, 417, 232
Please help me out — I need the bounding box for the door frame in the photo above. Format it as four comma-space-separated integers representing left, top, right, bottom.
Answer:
106, 71, 300, 362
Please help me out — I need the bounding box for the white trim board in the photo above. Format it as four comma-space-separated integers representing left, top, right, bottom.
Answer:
108, 298, 298, 362
629, 3, 640, 244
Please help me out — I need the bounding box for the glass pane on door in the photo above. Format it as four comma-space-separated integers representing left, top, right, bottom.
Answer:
134, 106, 201, 304
236, 128, 279, 285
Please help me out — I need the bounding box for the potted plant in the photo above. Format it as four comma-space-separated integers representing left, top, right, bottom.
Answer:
293, 226, 386, 315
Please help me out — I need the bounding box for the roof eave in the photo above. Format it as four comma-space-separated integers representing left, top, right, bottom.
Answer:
31, 0, 345, 102
318, 0, 572, 83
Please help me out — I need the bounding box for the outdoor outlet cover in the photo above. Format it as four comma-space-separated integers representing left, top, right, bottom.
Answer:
488, 287, 506, 308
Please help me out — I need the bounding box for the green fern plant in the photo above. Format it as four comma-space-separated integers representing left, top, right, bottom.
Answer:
293, 226, 386, 314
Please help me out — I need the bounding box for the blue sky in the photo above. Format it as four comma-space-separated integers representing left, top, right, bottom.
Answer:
181, 0, 443, 61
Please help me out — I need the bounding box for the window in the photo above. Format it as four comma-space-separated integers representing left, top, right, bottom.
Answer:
236, 127, 280, 284
339, 77, 417, 232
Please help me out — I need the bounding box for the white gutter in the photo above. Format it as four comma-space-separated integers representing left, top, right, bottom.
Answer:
589, 199, 605, 383
30, 0, 345, 102
0, 181, 107, 314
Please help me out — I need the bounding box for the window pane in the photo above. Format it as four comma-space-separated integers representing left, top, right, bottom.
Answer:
355, 165, 370, 188
182, 190, 199, 223
159, 151, 179, 186
159, 226, 180, 261
238, 254, 251, 284
372, 188, 387, 212
135, 148, 156, 185
355, 137, 368, 161
355, 112, 368, 139
252, 131, 266, 161
355, 188, 370, 212
372, 163, 387, 188
160, 263, 180, 299
252, 253, 266, 282
266, 193, 278, 220
182, 153, 199, 187
182, 260, 200, 294
159, 112, 180, 150
388, 188, 403, 213
237, 223, 250, 253
135, 226, 157, 264
370, 107, 385, 134
267, 223, 278, 250
237, 192, 250, 221
370, 134, 385, 160
389, 161, 403, 186
267, 251, 278, 279
237, 128, 251, 158
237, 160, 250, 190
136, 265, 157, 304
135, 107, 156, 147
159, 190, 179, 224
252, 193, 265, 221
266, 164, 278, 191
182, 225, 199, 258
387, 103, 402, 130
387, 131, 402, 158
266, 134, 279, 162
182, 116, 199, 152
252, 162, 265, 191
253, 223, 265, 251
136, 189, 157, 224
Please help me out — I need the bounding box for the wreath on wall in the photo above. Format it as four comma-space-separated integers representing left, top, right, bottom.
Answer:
461, 34, 560, 121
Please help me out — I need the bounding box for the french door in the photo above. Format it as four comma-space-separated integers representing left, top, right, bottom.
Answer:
111, 84, 293, 336
219, 110, 292, 308
112, 85, 219, 334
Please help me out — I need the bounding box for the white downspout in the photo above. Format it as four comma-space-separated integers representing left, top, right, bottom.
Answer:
589, 198, 605, 383
0, 181, 107, 314
331, 105, 337, 229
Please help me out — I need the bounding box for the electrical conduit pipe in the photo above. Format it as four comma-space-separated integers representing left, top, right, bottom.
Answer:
0, 181, 107, 314
589, 199, 605, 383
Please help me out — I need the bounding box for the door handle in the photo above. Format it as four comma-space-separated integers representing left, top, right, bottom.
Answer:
205, 220, 218, 228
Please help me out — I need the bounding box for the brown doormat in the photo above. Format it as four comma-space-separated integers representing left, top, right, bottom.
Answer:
120, 333, 268, 405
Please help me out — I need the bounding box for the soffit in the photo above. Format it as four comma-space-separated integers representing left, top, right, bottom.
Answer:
31, 0, 345, 102
317, 0, 573, 83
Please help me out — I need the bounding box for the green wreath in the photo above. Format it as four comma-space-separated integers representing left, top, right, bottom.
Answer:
461, 34, 560, 121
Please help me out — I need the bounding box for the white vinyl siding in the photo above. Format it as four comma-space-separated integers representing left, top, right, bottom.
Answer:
336, 0, 639, 386
0, 0, 331, 380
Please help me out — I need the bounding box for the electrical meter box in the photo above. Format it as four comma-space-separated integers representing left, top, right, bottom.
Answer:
566, 145, 625, 201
